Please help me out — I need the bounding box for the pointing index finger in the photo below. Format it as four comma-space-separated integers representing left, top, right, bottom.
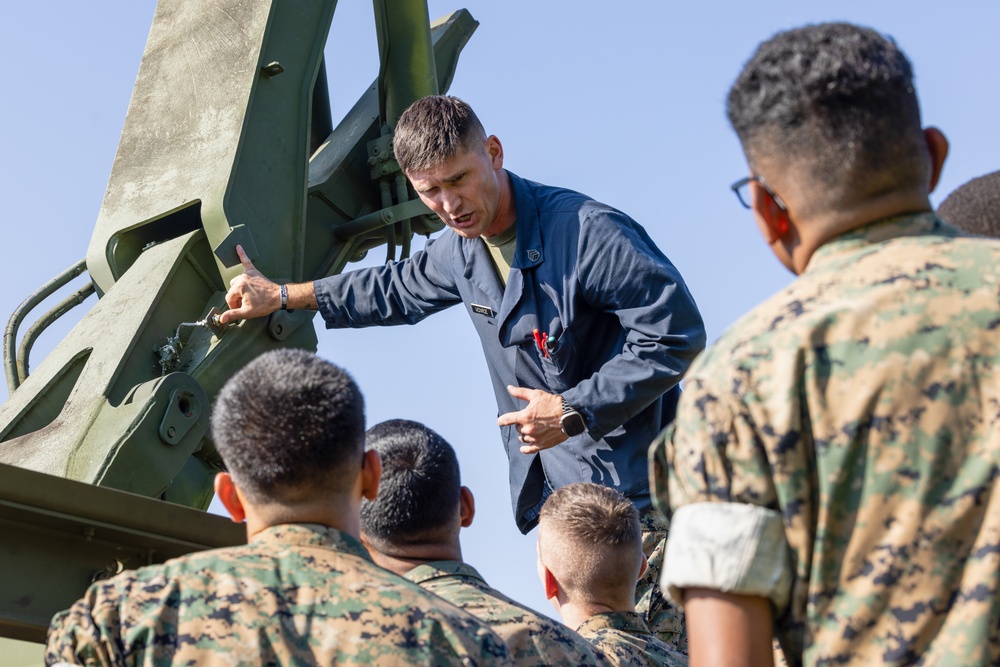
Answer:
236, 244, 255, 271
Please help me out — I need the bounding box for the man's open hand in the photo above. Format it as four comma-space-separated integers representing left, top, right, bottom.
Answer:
497, 386, 568, 454
220, 245, 280, 324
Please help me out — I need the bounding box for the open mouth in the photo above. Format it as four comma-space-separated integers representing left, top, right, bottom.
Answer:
453, 213, 473, 225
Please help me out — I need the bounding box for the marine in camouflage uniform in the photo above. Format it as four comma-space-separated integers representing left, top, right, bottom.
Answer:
536, 484, 687, 666
47, 524, 511, 666
576, 611, 688, 667
360, 419, 602, 666
652, 22, 1000, 667
653, 214, 1000, 665
407, 560, 607, 667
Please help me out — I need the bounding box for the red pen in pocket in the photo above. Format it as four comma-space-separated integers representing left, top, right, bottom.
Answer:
532, 328, 549, 359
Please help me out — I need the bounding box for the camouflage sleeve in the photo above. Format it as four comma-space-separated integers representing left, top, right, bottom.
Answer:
649, 375, 792, 613
45, 580, 125, 666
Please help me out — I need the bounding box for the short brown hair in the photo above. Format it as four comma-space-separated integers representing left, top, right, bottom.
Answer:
538, 483, 643, 604
393, 95, 486, 173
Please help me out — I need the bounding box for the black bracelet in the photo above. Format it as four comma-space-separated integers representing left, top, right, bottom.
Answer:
280, 284, 288, 311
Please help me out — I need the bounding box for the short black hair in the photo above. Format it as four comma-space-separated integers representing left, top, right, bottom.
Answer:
211, 349, 365, 503
937, 171, 1000, 238
393, 96, 487, 174
727, 23, 926, 203
360, 419, 461, 547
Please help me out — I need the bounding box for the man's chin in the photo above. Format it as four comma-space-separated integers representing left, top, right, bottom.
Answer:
448, 226, 483, 239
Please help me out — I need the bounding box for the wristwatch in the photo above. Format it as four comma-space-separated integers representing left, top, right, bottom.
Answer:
560, 397, 586, 437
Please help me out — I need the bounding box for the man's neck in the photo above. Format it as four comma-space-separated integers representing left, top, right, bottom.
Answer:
792, 191, 933, 274
243, 499, 362, 541
365, 541, 463, 577
482, 170, 516, 238
560, 599, 633, 631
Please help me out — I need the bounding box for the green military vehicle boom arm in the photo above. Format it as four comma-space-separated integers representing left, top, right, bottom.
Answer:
0, 0, 477, 642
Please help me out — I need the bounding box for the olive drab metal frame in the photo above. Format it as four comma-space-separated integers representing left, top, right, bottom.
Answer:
0, 0, 477, 640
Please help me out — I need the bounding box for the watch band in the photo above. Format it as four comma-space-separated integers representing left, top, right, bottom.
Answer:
561, 397, 574, 416
559, 397, 586, 437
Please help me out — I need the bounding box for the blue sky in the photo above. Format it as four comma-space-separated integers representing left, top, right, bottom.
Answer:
3, 1, 999, 647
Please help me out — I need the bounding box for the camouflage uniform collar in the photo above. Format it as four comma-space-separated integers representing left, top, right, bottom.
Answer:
250, 523, 372, 561
577, 611, 651, 635
806, 212, 956, 273
405, 560, 486, 586
638, 507, 668, 532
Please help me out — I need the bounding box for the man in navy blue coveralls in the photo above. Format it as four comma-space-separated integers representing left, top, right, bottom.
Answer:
222, 96, 705, 648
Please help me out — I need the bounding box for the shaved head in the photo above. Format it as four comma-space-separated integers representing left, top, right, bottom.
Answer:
538, 483, 643, 604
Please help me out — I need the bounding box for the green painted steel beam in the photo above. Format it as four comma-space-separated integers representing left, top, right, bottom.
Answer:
373, 0, 439, 126
0, 463, 244, 643
305, 9, 478, 279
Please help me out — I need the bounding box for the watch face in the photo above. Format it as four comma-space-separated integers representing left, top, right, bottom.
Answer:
561, 411, 586, 437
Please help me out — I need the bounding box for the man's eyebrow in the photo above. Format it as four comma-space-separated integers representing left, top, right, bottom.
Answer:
414, 169, 464, 192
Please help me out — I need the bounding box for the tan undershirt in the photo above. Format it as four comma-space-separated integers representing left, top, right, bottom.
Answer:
482, 223, 517, 286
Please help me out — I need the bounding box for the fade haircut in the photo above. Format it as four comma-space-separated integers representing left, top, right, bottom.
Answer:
538, 483, 642, 604
360, 419, 462, 550
727, 23, 927, 208
393, 95, 487, 174
937, 171, 1000, 238
211, 349, 365, 504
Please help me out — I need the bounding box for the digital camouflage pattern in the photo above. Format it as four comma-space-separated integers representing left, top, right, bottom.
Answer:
651, 214, 1000, 666
635, 509, 687, 652
575, 611, 688, 667
406, 560, 607, 667
46, 524, 512, 666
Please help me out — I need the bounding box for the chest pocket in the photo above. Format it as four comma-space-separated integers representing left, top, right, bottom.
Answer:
513, 323, 578, 394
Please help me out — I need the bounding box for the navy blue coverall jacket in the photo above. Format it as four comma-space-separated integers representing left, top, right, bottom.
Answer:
315, 171, 706, 532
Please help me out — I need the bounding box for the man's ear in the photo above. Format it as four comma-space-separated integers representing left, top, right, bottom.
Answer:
751, 180, 791, 243
360, 449, 382, 501
543, 565, 561, 601
459, 486, 476, 528
638, 553, 649, 581
486, 135, 504, 171
214, 472, 246, 524
924, 127, 949, 193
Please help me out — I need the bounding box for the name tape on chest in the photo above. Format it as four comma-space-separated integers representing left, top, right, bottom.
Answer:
471, 303, 496, 318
